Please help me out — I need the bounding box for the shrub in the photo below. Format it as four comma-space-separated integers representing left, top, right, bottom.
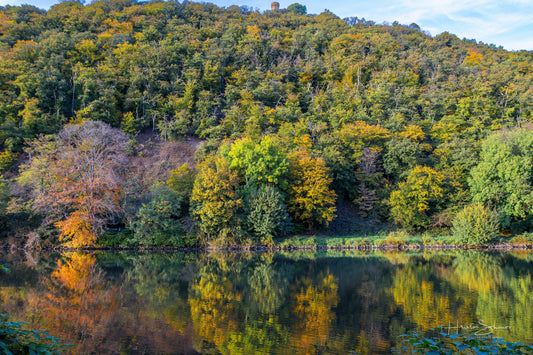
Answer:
452, 204, 499, 245
0, 314, 67, 354
133, 185, 196, 247
508, 233, 533, 245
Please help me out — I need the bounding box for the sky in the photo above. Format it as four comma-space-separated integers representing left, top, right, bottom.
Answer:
1, 0, 532, 51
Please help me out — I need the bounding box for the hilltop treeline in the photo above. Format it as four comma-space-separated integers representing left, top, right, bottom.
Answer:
1, 0, 533, 247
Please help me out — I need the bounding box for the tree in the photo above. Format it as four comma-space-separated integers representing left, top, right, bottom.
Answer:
191, 156, 243, 244
389, 166, 445, 230
166, 162, 195, 207
469, 128, 533, 228
18, 121, 128, 246
0, 176, 9, 215
246, 186, 292, 245
287, 3, 306, 15
133, 184, 187, 247
226, 135, 289, 190
287, 149, 337, 228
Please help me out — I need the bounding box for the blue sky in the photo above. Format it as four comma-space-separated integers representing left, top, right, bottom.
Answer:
1, 0, 532, 51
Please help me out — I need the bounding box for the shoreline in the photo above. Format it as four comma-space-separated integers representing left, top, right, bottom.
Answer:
1, 243, 532, 252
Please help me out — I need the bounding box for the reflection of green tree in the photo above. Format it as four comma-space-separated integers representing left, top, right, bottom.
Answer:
451, 251, 503, 293
392, 260, 476, 332
246, 260, 290, 314
449, 251, 533, 342
127, 253, 196, 331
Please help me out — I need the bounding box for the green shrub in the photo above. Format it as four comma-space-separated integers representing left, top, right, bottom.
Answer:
133, 185, 196, 247
373, 238, 385, 246
508, 233, 533, 245
0, 314, 68, 354
99, 229, 135, 247
452, 203, 499, 245
354, 238, 371, 247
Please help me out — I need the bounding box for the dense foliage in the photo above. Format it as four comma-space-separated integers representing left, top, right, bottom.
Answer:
1, 0, 533, 246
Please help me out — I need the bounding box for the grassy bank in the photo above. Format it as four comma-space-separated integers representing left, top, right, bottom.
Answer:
4, 229, 532, 251
274, 232, 533, 249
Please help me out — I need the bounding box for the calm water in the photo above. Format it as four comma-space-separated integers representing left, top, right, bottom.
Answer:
1, 250, 532, 354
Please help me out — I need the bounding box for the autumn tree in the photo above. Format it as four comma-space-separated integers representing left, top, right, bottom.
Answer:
389, 166, 445, 230
19, 121, 128, 246
287, 149, 337, 228
190, 156, 243, 244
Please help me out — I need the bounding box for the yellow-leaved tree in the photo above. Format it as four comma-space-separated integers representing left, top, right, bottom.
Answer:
389, 166, 445, 230
287, 149, 337, 228
190, 156, 242, 244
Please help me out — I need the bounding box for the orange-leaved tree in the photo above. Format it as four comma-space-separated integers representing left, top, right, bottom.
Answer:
19, 121, 128, 246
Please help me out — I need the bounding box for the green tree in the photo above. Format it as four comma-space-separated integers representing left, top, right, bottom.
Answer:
246, 186, 292, 245
226, 135, 289, 190
469, 128, 533, 228
134, 184, 190, 247
287, 3, 307, 15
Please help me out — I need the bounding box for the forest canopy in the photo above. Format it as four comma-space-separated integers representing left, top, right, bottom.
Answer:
1, 0, 533, 247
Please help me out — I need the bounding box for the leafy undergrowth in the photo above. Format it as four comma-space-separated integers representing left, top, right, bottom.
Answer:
274, 233, 533, 249
394, 328, 533, 354
0, 314, 69, 354
508, 233, 533, 245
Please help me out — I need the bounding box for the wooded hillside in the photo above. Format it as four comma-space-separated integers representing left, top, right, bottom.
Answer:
1, 0, 533, 247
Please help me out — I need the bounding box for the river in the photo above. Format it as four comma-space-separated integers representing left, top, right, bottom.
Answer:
1, 249, 532, 354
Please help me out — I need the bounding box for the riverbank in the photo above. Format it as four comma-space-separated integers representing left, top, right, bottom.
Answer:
2, 235, 533, 252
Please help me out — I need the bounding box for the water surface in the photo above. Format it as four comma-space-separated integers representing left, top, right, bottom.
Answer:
1, 250, 532, 354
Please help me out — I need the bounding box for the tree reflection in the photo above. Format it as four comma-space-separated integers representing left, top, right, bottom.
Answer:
27, 252, 120, 353
1, 250, 532, 353
188, 258, 243, 353
392, 260, 475, 332
290, 271, 339, 354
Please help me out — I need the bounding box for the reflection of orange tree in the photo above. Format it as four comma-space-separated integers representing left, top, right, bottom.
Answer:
392, 263, 475, 332
289, 271, 339, 354
26, 252, 120, 353
188, 270, 242, 354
